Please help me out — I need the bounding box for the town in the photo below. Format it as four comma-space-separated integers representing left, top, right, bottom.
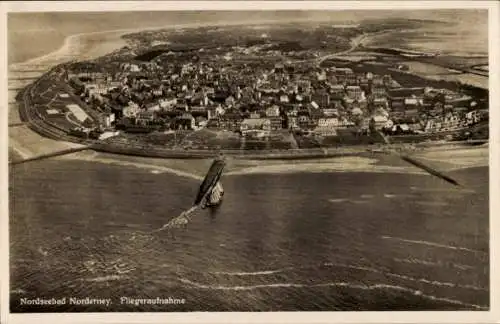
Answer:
26, 24, 489, 152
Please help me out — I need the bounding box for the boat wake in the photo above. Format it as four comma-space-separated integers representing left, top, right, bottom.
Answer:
153, 206, 200, 232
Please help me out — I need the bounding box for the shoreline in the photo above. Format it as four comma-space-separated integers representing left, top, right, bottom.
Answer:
52, 145, 488, 182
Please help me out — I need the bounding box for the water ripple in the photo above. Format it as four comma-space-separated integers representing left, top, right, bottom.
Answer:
179, 278, 487, 310
206, 261, 487, 291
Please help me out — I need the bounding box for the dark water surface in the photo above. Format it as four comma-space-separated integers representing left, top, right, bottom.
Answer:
9, 159, 489, 312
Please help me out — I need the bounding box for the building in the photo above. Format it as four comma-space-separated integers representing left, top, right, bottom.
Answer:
136, 111, 156, 126
372, 86, 387, 98
346, 86, 364, 100
195, 116, 208, 128
314, 124, 337, 136
297, 80, 311, 93
190, 106, 208, 115
225, 96, 236, 107
466, 110, 480, 125
269, 117, 283, 130
286, 111, 298, 129
329, 84, 345, 95
249, 112, 262, 119
176, 113, 195, 130
240, 118, 271, 135
280, 94, 290, 103
206, 119, 221, 129
373, 97, 389, 109
159, 97, 177, 110
100, 112, 116, 128
266, 105, 280, 117
441, 113, 461, 130
220, 112, 243, 131
322, 108, 339, 117
370, 115, 389, 130
318, 117, 339, 128
389, 87, 425, 98
333, 67, 353, 75
404, 97, 424, 110
146, 103, 161, 112
390, 97, 405, 112
297, 110, 311, 129
312, 91, 330, 108
123, 102, 140, 118
309, 101, 320, 110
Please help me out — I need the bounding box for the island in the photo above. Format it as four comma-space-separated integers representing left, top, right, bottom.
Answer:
16, 18, 489, 161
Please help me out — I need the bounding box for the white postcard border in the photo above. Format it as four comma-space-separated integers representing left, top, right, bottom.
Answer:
1, 1, 498, 324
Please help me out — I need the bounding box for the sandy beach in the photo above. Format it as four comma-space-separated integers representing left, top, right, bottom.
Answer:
57, 144, 488, 183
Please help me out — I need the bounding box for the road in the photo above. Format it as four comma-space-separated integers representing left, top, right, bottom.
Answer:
289, 31, 384, 66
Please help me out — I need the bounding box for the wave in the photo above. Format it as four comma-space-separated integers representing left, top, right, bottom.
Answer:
61, 154, 203, 181
393, 257, 475, 271
410, 186, 476, 194
178, 278, 487, 310
37, 247, 49, 257
385, 272, 487, 291
328, 198, 375, 204
414, 201, 450, 207
207, 261, 486, 291
381, 235, 486, 254
328, 198, 348, 203
82, 275, 128, 282
211, 269, 287, 276
323, 262, 486, 291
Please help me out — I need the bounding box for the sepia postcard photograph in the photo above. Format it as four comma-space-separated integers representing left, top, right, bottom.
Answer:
1, 1, 499, 324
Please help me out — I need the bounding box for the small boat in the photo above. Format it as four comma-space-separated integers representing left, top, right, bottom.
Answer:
194, 156, 226, 208
204, 181, 224, 208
